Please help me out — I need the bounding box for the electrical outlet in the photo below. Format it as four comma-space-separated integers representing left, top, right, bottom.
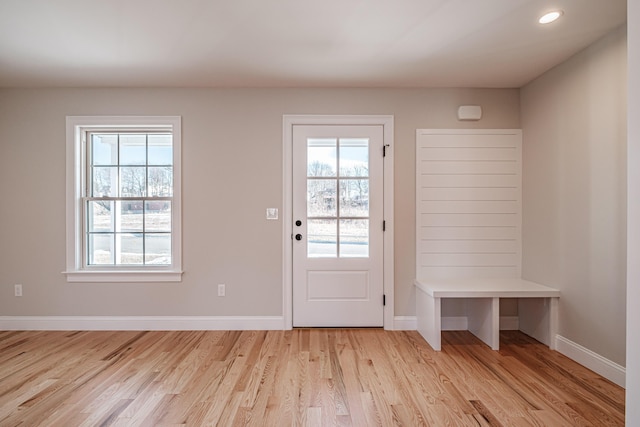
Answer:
218, 284, 225, 297
14, 284, 22, 297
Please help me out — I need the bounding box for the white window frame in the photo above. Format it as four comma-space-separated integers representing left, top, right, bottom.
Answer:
64, 116, 183, 282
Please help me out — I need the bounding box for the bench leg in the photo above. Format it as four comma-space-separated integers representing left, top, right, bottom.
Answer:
416, 289, 441, 351
467, 297, 500, 350
549, 297, 558, 350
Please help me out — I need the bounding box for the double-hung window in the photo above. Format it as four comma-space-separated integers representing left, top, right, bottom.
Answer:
65, 116, 182, 282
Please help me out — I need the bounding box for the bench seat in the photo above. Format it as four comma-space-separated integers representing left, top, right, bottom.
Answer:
415, 277, 560, 351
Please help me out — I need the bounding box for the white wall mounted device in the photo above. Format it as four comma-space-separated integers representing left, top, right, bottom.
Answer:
457, 105, 483, 121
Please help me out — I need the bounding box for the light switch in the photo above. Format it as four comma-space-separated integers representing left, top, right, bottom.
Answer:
266, 208, 278, 220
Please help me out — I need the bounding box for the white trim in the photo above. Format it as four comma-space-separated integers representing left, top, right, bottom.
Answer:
282, 115, 395, 330
382, 119, 395, 329
63, 270, 184, 282
0, 316, 285, 331
65, 116, 183, 282
393, 316, 417, 330
555, 335, 626, 388
393, 315, 519, 332
441, 316, 519, 331
442, 316, 469, 331
499, 315, 520, 330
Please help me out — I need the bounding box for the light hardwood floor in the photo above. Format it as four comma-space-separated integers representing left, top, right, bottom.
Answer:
0, 329, 624, 426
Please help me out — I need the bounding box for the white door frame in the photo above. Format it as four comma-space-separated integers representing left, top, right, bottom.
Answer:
282, 115, 395, 330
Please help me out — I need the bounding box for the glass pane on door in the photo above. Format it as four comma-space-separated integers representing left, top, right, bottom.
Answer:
307, 137, 371, 258
308, 219, 337, 257
340, 219, 369, 257
339, 138, 369, 177
307, 179, 337, 217
307, 138, 337, 177
339, 179, 369, 217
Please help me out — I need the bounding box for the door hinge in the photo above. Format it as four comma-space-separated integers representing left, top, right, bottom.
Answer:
383, 144, 390, 157
383, 220, 386, 231
383, 294, 386, 306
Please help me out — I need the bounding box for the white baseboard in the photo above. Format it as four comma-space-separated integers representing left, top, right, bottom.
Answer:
555, 335, 626, 388
393, 316, 417, 330
0, 316, 285, 331
394, 316, 519, 331
499, 315, 519, 330
442, 316, 468, 331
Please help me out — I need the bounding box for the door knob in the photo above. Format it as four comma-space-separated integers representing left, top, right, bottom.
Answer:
295, 234, 302, 241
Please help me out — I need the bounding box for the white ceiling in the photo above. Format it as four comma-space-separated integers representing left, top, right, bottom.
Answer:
0, 0, 627, 89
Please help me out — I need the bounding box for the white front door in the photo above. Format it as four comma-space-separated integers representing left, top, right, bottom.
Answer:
292, 125, 384, 327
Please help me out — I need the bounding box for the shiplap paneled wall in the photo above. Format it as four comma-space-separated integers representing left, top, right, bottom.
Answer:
416, 130, 522, 280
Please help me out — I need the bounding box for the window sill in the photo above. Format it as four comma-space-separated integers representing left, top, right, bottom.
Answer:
63, 269, 183, 283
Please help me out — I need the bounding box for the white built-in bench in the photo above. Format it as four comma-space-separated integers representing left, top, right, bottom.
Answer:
414, 131, 560, 351
415, 277, 560, 351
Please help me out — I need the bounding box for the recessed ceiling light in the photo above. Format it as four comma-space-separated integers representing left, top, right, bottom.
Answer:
539, 10, 563, 24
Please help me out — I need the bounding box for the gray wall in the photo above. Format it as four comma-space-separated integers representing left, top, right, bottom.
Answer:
521, 26, 627, 366
0, 88, 519, 318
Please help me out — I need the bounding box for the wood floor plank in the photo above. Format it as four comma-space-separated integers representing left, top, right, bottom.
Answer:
336, 346, 369, 425
196, 355, 249, 425
0, 329, 625, 426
